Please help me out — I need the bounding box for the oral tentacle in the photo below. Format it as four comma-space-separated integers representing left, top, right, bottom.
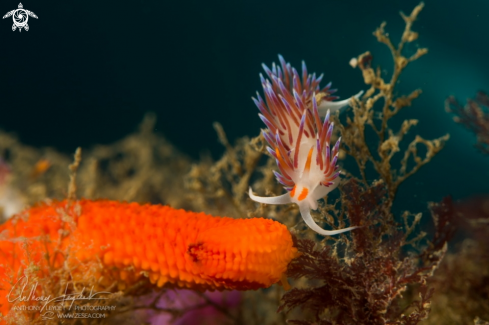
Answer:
248, 188, 292, 205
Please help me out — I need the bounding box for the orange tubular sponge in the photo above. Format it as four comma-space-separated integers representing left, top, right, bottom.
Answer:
0, 200, 298, 316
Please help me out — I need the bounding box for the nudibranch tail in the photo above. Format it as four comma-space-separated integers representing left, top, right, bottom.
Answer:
250, 55, 360, 236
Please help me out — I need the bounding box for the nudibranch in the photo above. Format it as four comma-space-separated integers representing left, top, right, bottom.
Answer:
249, 55, 361, 236
0, 200, 298, 319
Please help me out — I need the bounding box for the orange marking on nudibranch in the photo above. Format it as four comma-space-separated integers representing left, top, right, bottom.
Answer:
298, 188, 309, 201
0, 200, 299, 319
290, 185, 296, 197
275, 147, 281, 160
304, 147, 314, 172
275, 146, 289, 170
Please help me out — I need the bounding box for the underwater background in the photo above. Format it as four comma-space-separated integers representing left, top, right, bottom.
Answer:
0, 0, 488, 214
0, 1, 488, 324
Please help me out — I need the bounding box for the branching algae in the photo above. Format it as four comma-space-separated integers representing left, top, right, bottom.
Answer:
446, 91, 489, 155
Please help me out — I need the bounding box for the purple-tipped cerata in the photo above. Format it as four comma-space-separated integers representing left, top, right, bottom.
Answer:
249, 55, 362, 236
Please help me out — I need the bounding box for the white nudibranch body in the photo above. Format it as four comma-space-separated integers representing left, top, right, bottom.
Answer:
249, 55, 361, 236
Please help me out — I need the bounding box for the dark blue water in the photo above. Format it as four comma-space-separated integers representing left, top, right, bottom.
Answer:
0, 0, 488, 214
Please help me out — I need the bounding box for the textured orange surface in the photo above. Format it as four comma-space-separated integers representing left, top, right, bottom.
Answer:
0, 200, 298, 318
